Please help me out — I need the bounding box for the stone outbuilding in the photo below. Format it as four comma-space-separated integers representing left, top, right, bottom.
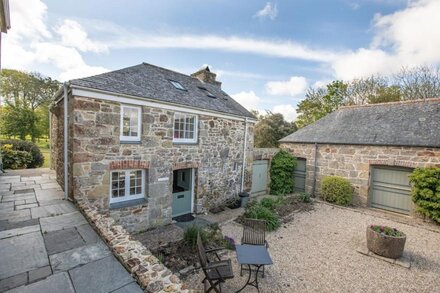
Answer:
280, 99, 440, 216
50, 63, 255, 232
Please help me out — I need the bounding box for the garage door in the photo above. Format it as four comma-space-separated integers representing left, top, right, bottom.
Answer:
294, 158, 306, 192
251, 160, 269, 195
370, 166, 412, 214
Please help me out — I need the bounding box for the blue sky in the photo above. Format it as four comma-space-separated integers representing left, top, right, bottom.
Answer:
4, 0, 440, 121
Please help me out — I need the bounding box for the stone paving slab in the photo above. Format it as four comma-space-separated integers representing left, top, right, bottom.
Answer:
40, 183, 62, 190
0, 232, 49, 280
0, 209, 30, 222
0, 225, 40, 240
0, 272, 27, 292
28, 265, 52, 283
76, 224, 101, 244
0, 176, 20, 183
5, 272, 75, 293
50, 242, 111, 273
35, 188, 64, 201
43, 227, 86, 255
0, 218, 39, 232
111, 282, 144, 293
0, 202, 14, 211
40, 211, 87, 233
69, 256, 134, 293
31, 202, 76, 219
16, 203, 39, 210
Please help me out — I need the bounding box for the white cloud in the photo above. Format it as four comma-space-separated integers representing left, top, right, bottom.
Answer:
231, 91, 262, 111
254, 2, 278, 20
3, 0, 108, 81
56, 19, 108, 53
266, 76, 308, 96
272, 104, 298, 122
330, 0, 440, 79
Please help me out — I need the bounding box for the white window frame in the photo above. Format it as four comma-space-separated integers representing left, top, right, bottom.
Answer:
109, 169, 146, 204
120, 105, 142, 142
173, 113, 198, 144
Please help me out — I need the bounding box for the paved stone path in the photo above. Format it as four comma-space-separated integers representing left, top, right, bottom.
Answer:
0, 169, 143, 293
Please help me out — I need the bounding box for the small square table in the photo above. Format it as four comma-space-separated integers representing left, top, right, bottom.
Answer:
235, 244, 273, 292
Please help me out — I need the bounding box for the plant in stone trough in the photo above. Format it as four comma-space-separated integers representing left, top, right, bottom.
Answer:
369, 225, 404, 237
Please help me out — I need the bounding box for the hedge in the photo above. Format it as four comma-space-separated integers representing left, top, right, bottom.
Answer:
269, 150, 297, 195
409, 167, 440, 224
1, 144, 33, 169
0, 140, 44, 168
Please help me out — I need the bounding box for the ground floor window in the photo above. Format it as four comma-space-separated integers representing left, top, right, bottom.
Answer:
110, 169, 145, 203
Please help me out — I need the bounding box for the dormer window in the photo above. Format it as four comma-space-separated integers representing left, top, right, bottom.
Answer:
169, 80, 186, 91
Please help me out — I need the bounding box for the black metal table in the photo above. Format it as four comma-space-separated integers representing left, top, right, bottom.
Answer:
235, 244, 273, 292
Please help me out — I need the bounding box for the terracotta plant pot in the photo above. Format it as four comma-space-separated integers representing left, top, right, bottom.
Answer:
366, 226, 406, 259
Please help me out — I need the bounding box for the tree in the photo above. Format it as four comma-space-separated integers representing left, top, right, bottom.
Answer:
395, 66, 440, 100
0, 69, 60, 141
296, 81, 349, 128
348, 76, 401, 104
253, 111, 297, 148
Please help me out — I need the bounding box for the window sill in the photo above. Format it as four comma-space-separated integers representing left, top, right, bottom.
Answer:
120, 140, 141, 144
172, 141, 198, 145
109, 198, 147, 210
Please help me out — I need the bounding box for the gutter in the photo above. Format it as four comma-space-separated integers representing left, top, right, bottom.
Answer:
241, 117, 248, 192
63, 82, 69, 200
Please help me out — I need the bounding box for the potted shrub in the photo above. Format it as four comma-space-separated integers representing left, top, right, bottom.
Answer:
366, 225, 406, 259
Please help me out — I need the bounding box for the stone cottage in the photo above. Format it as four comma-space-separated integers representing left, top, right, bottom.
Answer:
280, 99, 440, 215
50, 63, 255, 232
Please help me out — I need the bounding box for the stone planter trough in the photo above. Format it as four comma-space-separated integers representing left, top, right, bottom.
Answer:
366, 226, 406, 259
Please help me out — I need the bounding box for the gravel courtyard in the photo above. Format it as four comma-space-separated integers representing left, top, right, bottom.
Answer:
187, 202, 440, 292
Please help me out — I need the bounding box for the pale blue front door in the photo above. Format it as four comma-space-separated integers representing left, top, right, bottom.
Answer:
172, 169, 193, 217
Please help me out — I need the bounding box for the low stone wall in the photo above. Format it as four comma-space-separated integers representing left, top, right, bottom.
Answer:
76, 198, 190, 293
253, 148, 279, 160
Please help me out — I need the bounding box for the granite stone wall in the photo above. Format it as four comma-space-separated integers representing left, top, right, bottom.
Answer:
52, 95, 254, 232
280, 143, 440, 206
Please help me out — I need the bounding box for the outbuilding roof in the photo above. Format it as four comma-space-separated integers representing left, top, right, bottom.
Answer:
280, 99, 440, 148
69, 63, 255, 118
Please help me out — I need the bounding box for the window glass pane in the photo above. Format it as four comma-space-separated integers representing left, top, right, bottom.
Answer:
122, 107, 139, 138
136, 187, 142, 194
112, 190, 119, 198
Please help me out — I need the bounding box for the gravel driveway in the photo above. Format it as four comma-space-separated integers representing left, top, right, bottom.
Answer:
186, 202, 440, 292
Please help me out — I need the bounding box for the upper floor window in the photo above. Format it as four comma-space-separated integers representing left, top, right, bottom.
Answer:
120, 105, 141, 142
173, 113, 198, 143
110, 169, 145, 203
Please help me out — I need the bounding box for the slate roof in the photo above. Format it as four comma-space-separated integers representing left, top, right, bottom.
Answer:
280, 99, 440, 148
69, 63, 254, 118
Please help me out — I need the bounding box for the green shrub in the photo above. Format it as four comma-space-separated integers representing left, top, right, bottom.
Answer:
0, 144, 33, 169
244, 203, 280, 231
320, 176, 353, 206
270, 150, 297, 195
409, 167, 440, 224
299, 192, 312, 203
183, 225, 207, 248
260, 196, 285, 210
0, 139, 44, 168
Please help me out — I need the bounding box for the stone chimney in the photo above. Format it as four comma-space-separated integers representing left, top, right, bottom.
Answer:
191, 66, 222, 87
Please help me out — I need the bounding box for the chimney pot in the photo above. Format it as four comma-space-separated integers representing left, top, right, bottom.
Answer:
191, 66, 221, 87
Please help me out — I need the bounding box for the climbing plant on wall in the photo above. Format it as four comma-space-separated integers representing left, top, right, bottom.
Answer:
409, 167, 440, 224
269, 150, 297, 195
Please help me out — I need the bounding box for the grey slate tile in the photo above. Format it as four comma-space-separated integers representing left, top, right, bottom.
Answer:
43, 227, 85, 255
0, 272, 27, 292
0, 225, 40, 240
31, 202, 76, 219
5, 272, 75, 293
111, 282, 143, 293
69, 256, 134, 293
76, 224, 100, 244
28, 266, 52, 283
40, 211, 87, 233
0, 232, 49, 280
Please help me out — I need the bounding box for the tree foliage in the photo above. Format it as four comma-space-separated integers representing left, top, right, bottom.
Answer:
0, 69, 60, 141
409, 167, 440, 224
295, 66, 440, 128
253, 111, 297, 148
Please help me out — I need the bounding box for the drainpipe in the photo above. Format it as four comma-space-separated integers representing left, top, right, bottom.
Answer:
311, 143, 319, 197
49, 111, 52, 169
240, 117, 248, 192
63, 82, 69, 200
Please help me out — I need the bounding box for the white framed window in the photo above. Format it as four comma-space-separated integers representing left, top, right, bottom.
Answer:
120, 105, 141, 142
173, 113, 198, 143
110, 169, 145, 203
